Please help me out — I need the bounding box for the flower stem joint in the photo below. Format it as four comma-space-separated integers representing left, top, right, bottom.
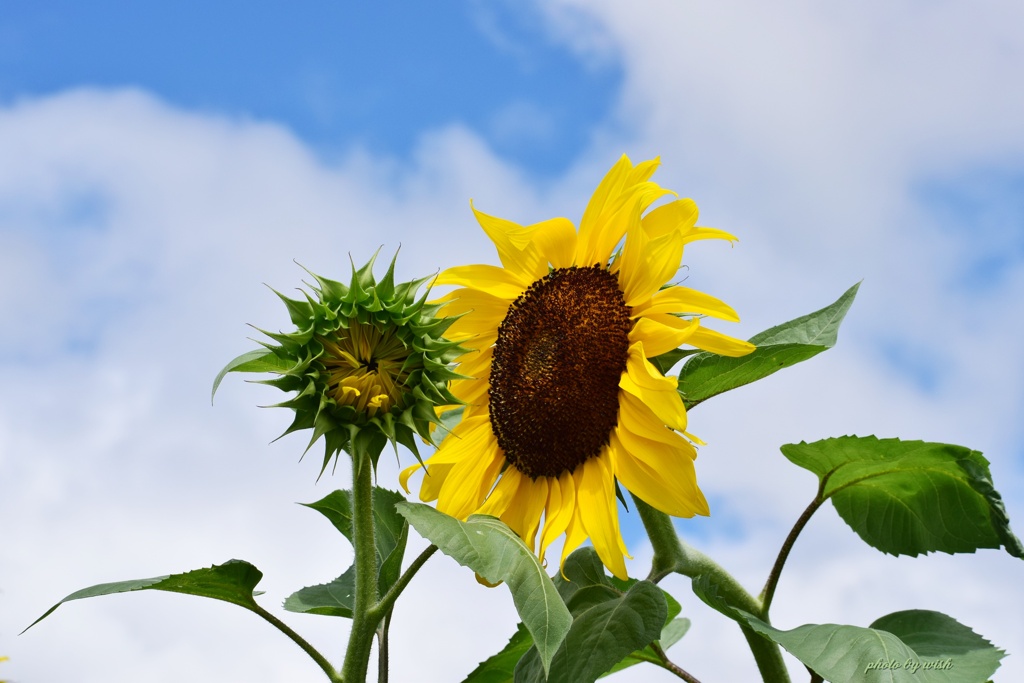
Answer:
217, 251, 465, 473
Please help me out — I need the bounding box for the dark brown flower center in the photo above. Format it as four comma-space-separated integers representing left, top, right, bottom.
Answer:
488, 265, 632, 479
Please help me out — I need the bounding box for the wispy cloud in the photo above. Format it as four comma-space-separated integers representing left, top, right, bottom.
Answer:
3, 2, 1023, 680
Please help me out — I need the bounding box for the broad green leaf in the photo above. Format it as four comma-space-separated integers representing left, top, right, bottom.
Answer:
870, 610, 1005, 675
781, 436, 1024, 558
296, 487, 411, 604
515, 581, 667, 683
601, 618, 691, 677
25, 560, 263, 632
462, 623, 533, 683
397, 503, 571, 676
676, 282, 859, 409
282, 566, 355, 618
210, 349, 293, 403
694, 576, 1004, 682
465, 550, 685, 683
554, 547, 618, 610
556, 548, 685, 676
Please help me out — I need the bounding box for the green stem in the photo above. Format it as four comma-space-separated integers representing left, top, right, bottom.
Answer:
376, 612, 391, 683
373, 544, 437, 618
741, 625, 789, 682
340, 449, 380, 683
760, 493, 824, 615
249, 603, 342, 682
633, 493, 687, 582
650, 641, 702, 683
631, 494, 790, 683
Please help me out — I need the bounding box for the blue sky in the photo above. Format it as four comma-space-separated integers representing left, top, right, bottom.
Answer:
2, 2, 1023, 682
1, 1, 617, 173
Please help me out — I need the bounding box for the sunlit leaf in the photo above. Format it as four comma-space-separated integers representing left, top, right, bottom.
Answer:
462, 623, 533, 683
677, 282, 859, 408
282, 567, 355, 618
782, 436, 1024, 558
25, 560, 263, 633
397, 503, 571, 676
694, 576, 1004, 682
515, 581, 666, 683
602, 619, 690, 677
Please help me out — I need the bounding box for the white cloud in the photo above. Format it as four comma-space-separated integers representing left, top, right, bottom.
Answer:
4, 1, 1024, 679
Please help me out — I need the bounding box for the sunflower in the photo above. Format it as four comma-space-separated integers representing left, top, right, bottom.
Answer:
215, 254, 463, 475
400, 156, 755, 579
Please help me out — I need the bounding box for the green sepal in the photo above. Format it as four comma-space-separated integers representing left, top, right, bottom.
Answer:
211, 349, 293, 403
214, 253, 468, 474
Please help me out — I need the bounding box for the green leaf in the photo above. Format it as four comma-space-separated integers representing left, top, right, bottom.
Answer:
554, 547, 618, 610
870, 611, 1005, 675
462, 623, 533, 683
781, 436, 1024, 558
676, 282, 859, 409
397, 503, 571, 676
515, 581, 667, 683
602, 618, 691, 677
694, 576, 1004, 682
287, 488, 410, 616
25, 560, 263, 633
464, 550, 685, 683
211, 349, 293, 403
282, 567, 355, 618
649, 347, 701, 375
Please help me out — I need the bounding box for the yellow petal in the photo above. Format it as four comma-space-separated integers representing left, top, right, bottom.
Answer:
500, 474, 549, 551
630, 314, 700, 357
399, 461, 424, 494
682, 225, 739, 245
576, 454, 629, 580
642, 198, 699, 238
618, 391, 688, 445
436, 264, 529, 299
560, 497, 588, 576
578, 156, 632, 258
451, 375, 490, 407
472, 203, 542, 281
539, 470, 576, 564
517, 217, 578, 270
435, 288, 510, 340
477, 466, 524, 519
578, 156, 670, 267
687, 325, 757, 357
619, 343, 688, 432
437, 438, 504, 519
611, 428, 708, 518
455, 346, 493, 382
633, 285, 741, 322
418, 462, 454, 501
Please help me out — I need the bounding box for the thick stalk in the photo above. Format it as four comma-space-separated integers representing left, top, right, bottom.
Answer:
631, 494, 790, 683
340, 450, 379, 682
